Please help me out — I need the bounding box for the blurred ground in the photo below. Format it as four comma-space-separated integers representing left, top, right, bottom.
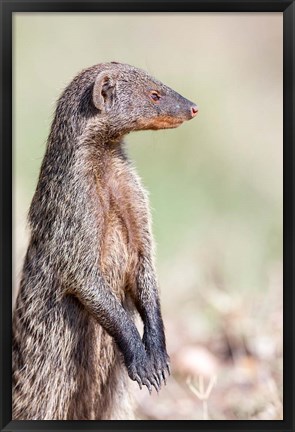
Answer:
13, 13, 283, 420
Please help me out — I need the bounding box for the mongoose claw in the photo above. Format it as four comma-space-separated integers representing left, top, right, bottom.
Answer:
153, 372, 161, 388
134, 373, 142, 390
166, 362, 171, 376
161, 369, 167, 385
142, 378, 153, 394
154, 369, 163, 386
150, 375, 160, 393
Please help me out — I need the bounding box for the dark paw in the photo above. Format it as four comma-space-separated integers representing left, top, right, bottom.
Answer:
143, 332, 170, 391
149, 350, 170, 389
126, 345, 161, 393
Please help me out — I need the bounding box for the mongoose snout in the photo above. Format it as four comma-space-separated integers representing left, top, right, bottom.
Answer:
13, 62, 198, 420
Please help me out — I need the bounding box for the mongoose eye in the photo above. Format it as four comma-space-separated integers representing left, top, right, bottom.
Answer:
150, 91, 161, 102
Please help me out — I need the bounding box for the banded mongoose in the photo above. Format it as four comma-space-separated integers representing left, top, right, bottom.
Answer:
12, 62, 198, 420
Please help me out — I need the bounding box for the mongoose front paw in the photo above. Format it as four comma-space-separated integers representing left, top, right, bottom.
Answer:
143, 332, 170, 391
125, 344, 160, 393
149, 351, 170, 390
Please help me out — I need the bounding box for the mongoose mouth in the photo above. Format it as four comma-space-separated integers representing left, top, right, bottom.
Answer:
135, 116, 183, 131
149, 117, 185, 130
149, 108, 198, 130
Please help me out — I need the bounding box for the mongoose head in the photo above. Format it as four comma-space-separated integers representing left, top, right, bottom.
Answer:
92, 62, 198, 136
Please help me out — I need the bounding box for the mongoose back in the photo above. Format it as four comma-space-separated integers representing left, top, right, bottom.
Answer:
12, 62, 198, 420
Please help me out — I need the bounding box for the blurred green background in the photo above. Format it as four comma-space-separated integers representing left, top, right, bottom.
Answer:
13, 13, 283, 420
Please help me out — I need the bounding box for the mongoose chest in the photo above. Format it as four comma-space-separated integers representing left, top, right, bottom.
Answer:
97, 155, 147, 297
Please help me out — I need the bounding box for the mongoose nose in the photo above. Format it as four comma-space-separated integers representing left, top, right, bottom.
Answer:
191, 105, 199, 117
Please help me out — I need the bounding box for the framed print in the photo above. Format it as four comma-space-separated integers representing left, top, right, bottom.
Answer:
0, 0, 294, 431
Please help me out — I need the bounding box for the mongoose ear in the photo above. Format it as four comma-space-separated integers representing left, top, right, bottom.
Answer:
93, 71, 116, 111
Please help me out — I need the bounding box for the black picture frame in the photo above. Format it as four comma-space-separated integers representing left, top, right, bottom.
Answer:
0, 1, 294, 431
